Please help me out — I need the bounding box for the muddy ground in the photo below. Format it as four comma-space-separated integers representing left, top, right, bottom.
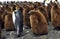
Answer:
1, 22, 60, 39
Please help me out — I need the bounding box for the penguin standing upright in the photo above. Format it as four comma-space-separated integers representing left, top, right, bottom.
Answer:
12, 5, 23, 37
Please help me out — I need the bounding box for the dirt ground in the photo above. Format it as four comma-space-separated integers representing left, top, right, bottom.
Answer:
1, 22, 60, 39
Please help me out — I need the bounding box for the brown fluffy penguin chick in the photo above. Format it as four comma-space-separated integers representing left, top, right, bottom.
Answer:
29, 10, 48, 35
